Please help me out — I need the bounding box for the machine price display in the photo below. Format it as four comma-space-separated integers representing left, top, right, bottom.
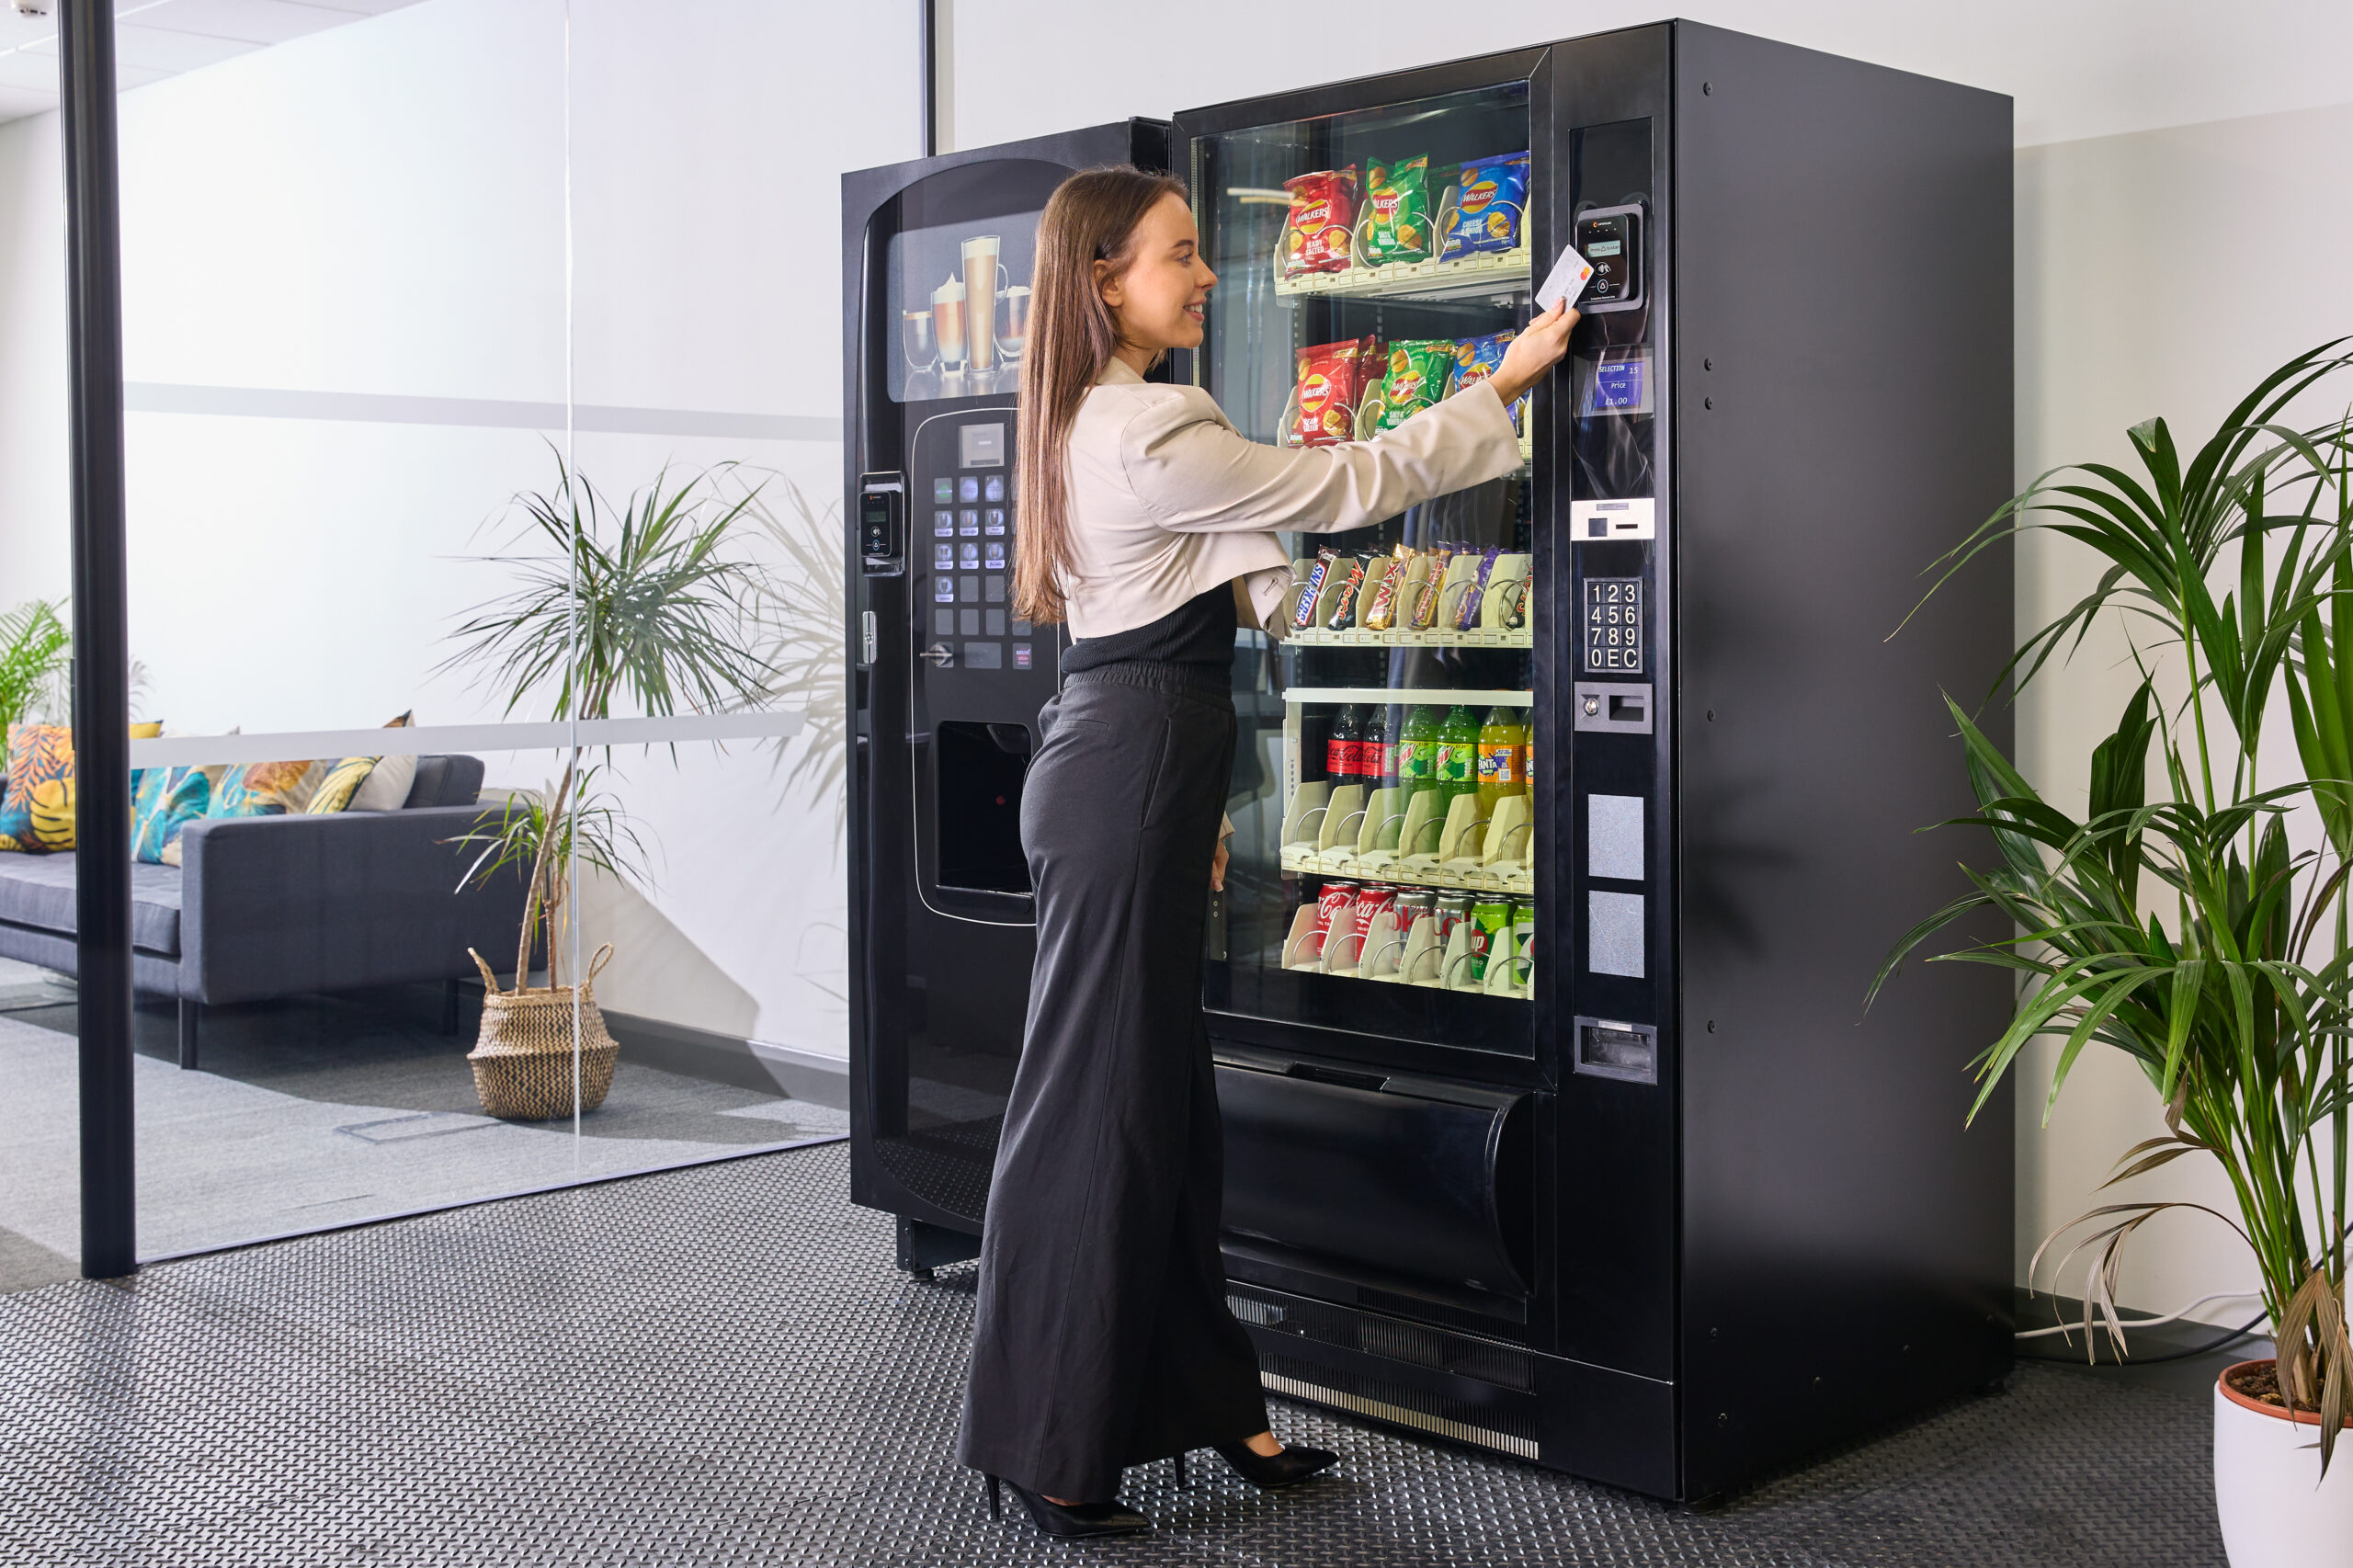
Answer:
1584, 578, 1643, 673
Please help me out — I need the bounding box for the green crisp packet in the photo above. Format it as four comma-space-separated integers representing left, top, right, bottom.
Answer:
1360, 155, 1432, 267
1372, 340, 1456, 432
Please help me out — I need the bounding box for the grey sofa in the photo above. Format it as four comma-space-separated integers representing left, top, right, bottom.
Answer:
0, 755, 529, 1070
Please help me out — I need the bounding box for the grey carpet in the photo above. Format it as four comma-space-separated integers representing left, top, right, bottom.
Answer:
0, 1141, 2226, 1567
0, 999, 846, 1285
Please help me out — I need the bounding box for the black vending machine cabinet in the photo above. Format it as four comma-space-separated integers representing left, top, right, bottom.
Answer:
844, 121, 1171, 1276
847, 20, 2015, 1506
1178, 22, 2013, 1502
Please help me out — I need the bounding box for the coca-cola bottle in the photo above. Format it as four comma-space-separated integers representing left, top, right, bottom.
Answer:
1362, 703, 1395, 790
1324, 704, 1364, 785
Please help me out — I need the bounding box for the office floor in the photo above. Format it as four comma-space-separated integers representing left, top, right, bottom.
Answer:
0, 965, 847, 1288
0, 1140, 2230, 1568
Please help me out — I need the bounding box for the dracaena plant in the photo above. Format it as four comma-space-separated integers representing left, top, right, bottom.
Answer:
1878, 342, 2353, 1469
444, 453, 777, 989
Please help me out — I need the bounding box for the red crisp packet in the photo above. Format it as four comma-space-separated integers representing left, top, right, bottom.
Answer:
1290, 337, 1375, 448
1281, 167, 1358, 278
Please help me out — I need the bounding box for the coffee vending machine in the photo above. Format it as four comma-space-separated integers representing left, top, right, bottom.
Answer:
843, 120, 1172, 1275
847, 22, 2015, 1504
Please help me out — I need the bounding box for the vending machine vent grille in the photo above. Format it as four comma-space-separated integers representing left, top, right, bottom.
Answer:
1258, 1354, 1540, 1460
1230, 1287, 1537, 1392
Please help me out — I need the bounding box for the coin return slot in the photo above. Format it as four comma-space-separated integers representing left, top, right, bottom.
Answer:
1574, 1017, 1657, 1084
1574, 680, 1654, 735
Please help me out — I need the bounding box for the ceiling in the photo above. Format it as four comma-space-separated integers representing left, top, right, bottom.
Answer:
0, 0, 426, 124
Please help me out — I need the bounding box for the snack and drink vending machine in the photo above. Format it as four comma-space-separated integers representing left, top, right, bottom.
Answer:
848, 22, 2015, 1503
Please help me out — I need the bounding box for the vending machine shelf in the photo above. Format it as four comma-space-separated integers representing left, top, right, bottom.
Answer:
1279, 844, 1535, 895
1283, 687, 1532, 707
1285, 626, 1533, 650
1275, 242, 1530, 303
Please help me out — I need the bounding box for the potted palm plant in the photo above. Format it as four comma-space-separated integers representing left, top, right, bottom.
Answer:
1881, 345, 2353, 1565
446, 454, 776, 1119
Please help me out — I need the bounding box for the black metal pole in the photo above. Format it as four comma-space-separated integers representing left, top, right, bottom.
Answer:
61, 0, 138, 1279
919, 0, 938, 157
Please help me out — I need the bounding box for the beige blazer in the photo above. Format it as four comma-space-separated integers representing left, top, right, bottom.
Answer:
1059, 358, 1525, 641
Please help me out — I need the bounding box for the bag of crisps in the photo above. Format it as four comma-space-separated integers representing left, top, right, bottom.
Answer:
1289, 337, 1376, 448
1439, 152, 1529, 260
1370, 340, 1456, 433
1360, 155, 1432, 267
1449, 331, 1527, 436
1280, 167, 1358, 278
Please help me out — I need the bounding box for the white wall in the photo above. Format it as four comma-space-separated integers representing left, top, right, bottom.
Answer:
2009, 98, 2353, 1324
948, 0, 2353, 152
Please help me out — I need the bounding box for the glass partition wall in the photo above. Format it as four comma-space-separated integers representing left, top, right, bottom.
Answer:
0, 1, 854, 1271
0, 30, 75, 1292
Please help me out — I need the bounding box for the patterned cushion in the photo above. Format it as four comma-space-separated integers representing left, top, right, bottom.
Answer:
131, 766, 211, 863
0, 722, 163, 853
307, 756, 377, 814
0, 724, 75, 852
209, 757, 324, 818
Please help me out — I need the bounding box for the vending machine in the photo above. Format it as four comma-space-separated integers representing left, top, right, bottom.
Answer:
847, 21, 2014, 1504
842, 121, 1171, 1276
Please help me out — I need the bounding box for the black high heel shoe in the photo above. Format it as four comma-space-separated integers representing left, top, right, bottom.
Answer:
983, 1474, 1153, 1539
1211, 1439, 1339, 1489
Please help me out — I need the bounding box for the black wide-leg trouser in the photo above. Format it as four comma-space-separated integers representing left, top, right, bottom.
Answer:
957, 661, 1268, 1502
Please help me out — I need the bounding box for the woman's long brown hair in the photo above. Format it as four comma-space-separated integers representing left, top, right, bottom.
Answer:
1013, 165, 1187, 625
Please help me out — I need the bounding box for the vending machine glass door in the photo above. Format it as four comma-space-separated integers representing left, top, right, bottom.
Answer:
1192, 83, 1540, 1061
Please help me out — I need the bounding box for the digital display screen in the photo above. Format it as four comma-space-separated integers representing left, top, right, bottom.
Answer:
1577, 212, 1638, 304
1593, 362, 1643, 411
960, 422, 1006, 468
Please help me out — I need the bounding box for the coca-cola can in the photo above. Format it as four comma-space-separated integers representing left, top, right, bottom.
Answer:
1308, 881, 1358, 958
1352, 883, 1400, 932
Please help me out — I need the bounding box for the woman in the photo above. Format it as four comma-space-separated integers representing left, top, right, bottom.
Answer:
959, 165, 1575, 1540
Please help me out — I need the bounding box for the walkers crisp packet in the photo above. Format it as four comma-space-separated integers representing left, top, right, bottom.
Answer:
1439, 152, 1529, 260
1280, 167, 1359, 277
1449, 331, 1527, 436
1371, 340, 1456, 433
1361, 155, 1432, 267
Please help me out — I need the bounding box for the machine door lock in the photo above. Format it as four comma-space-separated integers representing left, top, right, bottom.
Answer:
858, 472, 905, 575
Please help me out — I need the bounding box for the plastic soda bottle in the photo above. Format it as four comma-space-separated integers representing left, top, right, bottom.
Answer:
1436, 704, 1482, 809
1396, 704, 1441, 801
1477, 705, 1529, 815
1324, 704, 1363, 786
1363, 703, 1396, 789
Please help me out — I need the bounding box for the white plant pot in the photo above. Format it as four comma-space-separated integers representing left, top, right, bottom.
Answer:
2214, 1360, 2353, 1567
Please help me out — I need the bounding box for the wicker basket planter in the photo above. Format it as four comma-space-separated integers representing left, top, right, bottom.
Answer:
466, 944, 620, 1120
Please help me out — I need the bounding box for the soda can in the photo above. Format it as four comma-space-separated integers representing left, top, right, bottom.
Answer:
1433, 892, 1472, 939
1307, 881, 1358, 960
1508, 900, 1536, 992
1467, 898, 1512, 983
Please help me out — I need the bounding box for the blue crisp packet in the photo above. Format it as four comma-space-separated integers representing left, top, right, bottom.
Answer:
1450, 331, 1528, 436
1440, 152, 1529, 259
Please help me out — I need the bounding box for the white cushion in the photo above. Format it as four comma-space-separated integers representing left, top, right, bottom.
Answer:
349, 751, 418, 812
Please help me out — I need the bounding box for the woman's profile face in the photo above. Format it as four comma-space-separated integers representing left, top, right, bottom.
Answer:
1098, 191, 1217, 354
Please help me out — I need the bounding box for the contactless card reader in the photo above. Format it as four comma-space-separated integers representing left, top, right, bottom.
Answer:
1574, 204, 1644, 313
859, 473, 905, 575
